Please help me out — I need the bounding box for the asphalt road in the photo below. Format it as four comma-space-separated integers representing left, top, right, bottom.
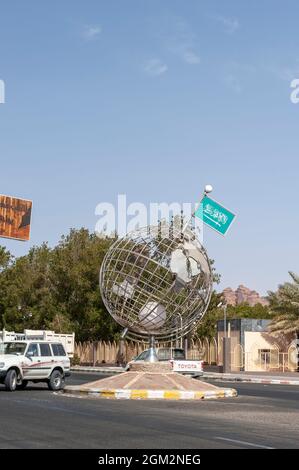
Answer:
0, 372, 298, 449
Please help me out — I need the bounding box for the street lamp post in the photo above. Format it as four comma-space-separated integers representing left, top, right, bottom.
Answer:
223, 304, 227, 339
218, 302, 231, 373
182, 184, 213, 232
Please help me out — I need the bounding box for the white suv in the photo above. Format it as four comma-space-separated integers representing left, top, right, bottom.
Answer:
0, 340, 71, 392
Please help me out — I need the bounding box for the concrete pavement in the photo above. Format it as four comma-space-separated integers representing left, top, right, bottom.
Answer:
0, 372, 299, 448
202, 371, 299, 385
71, 365, 124, 375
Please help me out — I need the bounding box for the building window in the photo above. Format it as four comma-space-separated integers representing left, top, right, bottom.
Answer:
259, 349, 271, 364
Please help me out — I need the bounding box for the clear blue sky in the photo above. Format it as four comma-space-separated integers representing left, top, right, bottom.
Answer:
0, 0, 298, 295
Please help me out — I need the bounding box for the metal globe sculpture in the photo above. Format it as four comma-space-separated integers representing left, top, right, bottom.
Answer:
99, 223, 213, 343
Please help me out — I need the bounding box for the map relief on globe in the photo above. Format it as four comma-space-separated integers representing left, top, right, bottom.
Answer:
99, 222, 213, 342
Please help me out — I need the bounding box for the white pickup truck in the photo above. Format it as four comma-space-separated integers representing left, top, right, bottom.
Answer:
0, 329, 75, 357
126, 347, 204, 377
0, 340, 71, 391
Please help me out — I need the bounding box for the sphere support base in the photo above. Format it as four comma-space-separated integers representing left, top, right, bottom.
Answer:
147, 335, 158, 363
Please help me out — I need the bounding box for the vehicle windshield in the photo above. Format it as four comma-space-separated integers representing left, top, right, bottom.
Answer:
135, 350, 150, 361
0, 342, 27, 355
135, 348, 186, 361
157, 348, 185, 360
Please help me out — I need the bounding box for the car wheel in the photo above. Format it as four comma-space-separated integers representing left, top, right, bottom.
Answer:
16, 380, 28, 390
4, 369, 18, 392
48, 370, 64, 391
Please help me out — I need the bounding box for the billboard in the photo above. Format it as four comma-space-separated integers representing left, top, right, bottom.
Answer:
0, 194, 32, 241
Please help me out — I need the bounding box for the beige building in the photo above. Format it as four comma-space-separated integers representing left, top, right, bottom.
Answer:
217, 319, 297, 372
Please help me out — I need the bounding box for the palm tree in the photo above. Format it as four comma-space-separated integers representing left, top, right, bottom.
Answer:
268, 272, 299, 370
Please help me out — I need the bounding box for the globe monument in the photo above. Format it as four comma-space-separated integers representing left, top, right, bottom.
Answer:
99, 222, 213, 359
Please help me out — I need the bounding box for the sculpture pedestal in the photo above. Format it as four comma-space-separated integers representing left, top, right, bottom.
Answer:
64, 362, 237, 400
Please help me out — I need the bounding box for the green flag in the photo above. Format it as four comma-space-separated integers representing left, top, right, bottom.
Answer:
195, 196, 236, 236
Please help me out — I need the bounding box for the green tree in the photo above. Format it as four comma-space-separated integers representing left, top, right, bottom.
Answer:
0, 246, 11, 271
226, 303, 272, 320
48, 228, 119, 341
195, 290, 223, 340
194, 261, 222, 340
195, 297, 272, 340
268, 271, 299, 337
0, 243, 54, 331
0, 247, 13, 328
0, 230, 119, 341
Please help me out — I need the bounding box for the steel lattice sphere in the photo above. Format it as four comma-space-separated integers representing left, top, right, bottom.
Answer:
99, 223, 213, 342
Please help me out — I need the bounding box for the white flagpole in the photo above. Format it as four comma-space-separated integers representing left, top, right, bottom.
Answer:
182, 184, 213, 233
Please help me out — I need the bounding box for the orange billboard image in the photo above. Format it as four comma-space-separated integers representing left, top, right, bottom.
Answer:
0, 194, 32, 241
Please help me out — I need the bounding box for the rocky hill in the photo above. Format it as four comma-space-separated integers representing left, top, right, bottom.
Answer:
222, 285, 269, 307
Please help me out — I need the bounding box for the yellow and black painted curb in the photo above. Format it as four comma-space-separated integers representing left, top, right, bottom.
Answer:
63, 387, 238, 400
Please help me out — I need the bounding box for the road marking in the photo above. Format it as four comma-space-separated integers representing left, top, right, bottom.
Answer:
215, 437, 275, 449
